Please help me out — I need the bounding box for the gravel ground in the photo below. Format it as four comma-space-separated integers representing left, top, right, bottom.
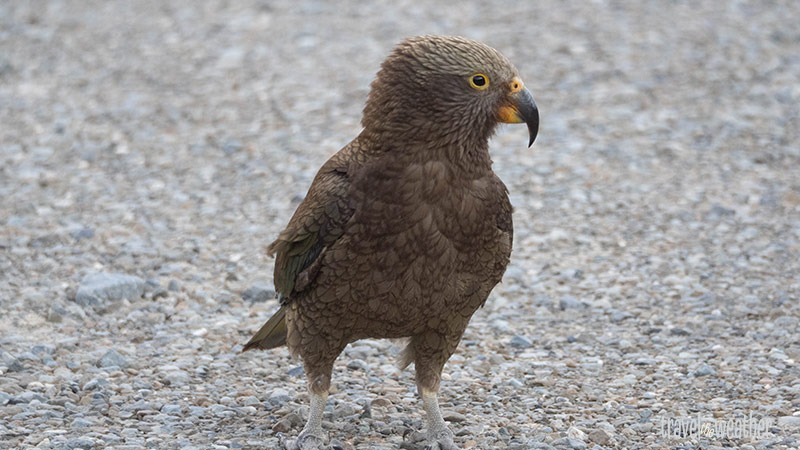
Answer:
2, 1, 799, 449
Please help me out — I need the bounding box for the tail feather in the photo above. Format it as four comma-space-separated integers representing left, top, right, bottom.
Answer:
398, 338, 414, 370
242, 306, 287, 351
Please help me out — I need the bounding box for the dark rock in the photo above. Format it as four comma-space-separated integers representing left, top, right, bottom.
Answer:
0, 350, 23, 372
706, 204, 735, 220
272, 417, 292, 433
443, 411, 467, 423
634, 357, 658, 365
167, 279, 181, 292
669, 327, 691, 336
241, 283, 275, 303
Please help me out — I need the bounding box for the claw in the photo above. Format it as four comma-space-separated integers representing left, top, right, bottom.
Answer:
282, 430, 328, 450
426, 429, 460, 450
427, 442, 460, 450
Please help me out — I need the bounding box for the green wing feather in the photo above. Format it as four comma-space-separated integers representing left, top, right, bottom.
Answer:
242, 304, 287, 351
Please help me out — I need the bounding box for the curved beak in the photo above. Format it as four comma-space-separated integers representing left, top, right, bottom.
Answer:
498, 87, 539, 147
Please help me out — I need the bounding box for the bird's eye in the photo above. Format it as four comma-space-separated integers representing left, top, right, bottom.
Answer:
469, 74, 489, 90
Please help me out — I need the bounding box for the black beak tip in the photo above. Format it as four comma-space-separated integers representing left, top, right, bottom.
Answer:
527, 108, 539, 148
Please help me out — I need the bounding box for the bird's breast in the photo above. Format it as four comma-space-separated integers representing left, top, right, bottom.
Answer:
317, 158, 511, 335
351, 160, 504, 262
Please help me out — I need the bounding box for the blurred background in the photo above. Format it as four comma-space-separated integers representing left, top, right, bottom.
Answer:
1, 1, 798, 449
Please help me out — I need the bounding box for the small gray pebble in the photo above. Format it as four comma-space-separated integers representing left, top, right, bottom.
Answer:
443, 411, 467, 423
70, 227, 95, 240
332, 403, 356, 419
97, 349, 129, 368
83, 378, 109, 390
510, 335, 533, 348
527, 443, 557, 450
0, 350, 23, 372
167, 279, 181, 291
498, 426, 511, 440
693, 363, 716, 377
552, 436, 588, 450
346, 359, 370, 371
559, 295, 585, 310
268, 388, 290, 406
778, 416, 800, 427
221, 139, 243, 154
67, 437, 96, 449
507, 378, 524, 388
188, 406, 206, 417
76, 272, 145, 308
588, 429, 611, 445
161, 404, 182, 415
145, 278, 160, 290
71, 417, 94, 428
31, 344, 55, 355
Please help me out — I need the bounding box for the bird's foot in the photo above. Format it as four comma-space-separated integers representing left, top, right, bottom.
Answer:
424, 429, 460, 450
282, 430, 340, 450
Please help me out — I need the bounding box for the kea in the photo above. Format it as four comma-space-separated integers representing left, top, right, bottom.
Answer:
243, 35, 538, 450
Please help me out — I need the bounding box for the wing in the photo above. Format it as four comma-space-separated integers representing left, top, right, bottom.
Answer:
269, 143, 362, 301
489, 173, 514, 288
243, 142, 363, 351
491, 173, 513, 247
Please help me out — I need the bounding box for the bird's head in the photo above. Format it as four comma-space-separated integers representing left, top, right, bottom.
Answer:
363, 35, 539, 150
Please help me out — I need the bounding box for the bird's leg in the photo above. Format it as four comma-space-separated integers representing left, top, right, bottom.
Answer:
283, 355, 337, 450
410, 331, 461, 450
420, 388, 458, 450
283, 389, 330, 450
298, 390, 328, 447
